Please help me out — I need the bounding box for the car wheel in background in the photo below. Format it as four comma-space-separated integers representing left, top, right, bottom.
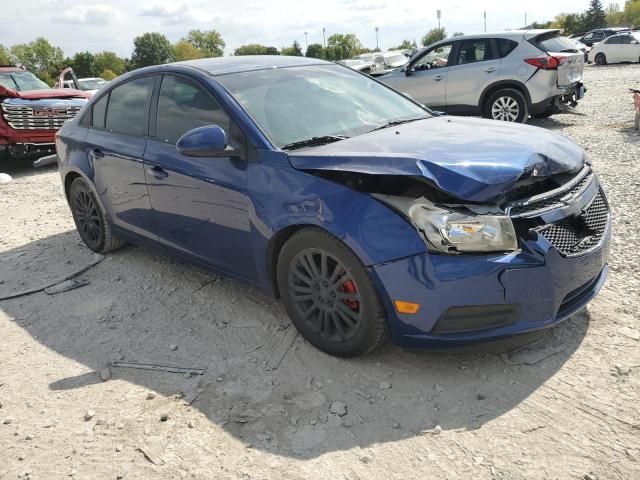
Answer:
595, 53, 607, 65
277, 228, 389, 357
69, 177, 126, 253
484, 89, 529, 123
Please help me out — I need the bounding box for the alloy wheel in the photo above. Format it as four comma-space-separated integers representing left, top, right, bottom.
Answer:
73, 188, 102, 248
288, 248, 362, 342
491, 96, 520, 122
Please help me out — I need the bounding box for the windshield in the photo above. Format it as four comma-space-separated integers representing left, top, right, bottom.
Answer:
78, 78, 107, 90
0, 71, 50, 92
217, 64, 430, 148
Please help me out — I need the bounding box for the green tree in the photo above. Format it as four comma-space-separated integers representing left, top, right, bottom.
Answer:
305, 43, 325, 59
67, 51, 96, 77
323, 45, 344, 61
282, 40, 303, 56
10, 38, 64, 85
421, 28, 447, 46
583, 0, 607, 30
622, 0, 640, 27
94, 51, 126, 75
183, 29, 225, 57
100, 69, 117, 81
234, 44, 279, 55
174, 40, 203, 61
605, 3, 625, 26
131, 32, 173, 68
452, 32, 465, 37
0, 44, 11, 64
327, 33, 363, 59
393, 39, 418, 50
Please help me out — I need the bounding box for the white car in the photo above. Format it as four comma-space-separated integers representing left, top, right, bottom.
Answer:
588, 32, 640, 65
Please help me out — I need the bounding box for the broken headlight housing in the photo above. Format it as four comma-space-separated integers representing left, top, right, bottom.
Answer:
374, 195, 518, 254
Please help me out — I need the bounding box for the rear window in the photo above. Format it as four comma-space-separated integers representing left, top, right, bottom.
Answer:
496, 39, 518, 58
532, 33, 579, 53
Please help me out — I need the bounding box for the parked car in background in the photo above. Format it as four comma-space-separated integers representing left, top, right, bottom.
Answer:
56, 55, 610, 357
0, 65, 88, 163
588, 32, 640, 65
336, 58, 380, 74
570, 38, 591, 62
356, 51, 408, 75
379, 30, 585, 123
56, 68, 107, 96
579, 27, 631, 47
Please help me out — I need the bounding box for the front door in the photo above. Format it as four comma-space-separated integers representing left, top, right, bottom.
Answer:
445, 38, 500, 111
144, 74, 254, 279
87, 76, 156, 237
394, 43, 453, 107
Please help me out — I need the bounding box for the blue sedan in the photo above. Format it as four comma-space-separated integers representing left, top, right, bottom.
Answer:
56, 56, 611, 357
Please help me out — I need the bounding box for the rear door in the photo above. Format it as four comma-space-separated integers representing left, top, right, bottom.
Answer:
444, 38, 500, 111
532, 32, 584, 87
394, 42, 453, 107
603, 36, 623, 62
618, 34, 640, 62
143, 74, 254, 277
85, 76, 156, 237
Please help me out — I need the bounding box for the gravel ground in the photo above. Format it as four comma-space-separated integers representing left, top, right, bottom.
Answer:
0, 64, 639, 480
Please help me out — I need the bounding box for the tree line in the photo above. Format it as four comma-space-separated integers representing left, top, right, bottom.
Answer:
530, 0, 639, 34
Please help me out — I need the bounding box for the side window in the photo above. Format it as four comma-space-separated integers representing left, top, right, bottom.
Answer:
606, 37, 621, 44
496, 39, 518, 58
156, 75, 231, 145
91, 94, 108, 129
412, 44, 452, 71
583, 33, 593, 42
619, 36, 632, 45
105, 76, 154, 137
456, 39, 495, 65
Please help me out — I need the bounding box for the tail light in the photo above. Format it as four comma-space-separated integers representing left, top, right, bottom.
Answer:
524, 55, 567, 70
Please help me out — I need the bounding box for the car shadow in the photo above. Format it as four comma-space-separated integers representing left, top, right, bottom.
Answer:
0, 229, 591, 459
1, 157, 58, 179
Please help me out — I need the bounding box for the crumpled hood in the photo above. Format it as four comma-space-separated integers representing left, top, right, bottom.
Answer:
288, 117, 586, 203
0, 86, 90, 100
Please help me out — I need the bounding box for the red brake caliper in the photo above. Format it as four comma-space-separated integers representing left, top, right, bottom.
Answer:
340, 279, 359, 311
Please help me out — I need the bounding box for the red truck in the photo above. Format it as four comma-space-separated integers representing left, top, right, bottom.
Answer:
0, 65, 89, 163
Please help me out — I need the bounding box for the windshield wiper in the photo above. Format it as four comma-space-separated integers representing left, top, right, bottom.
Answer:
368, 117, 425, 133
281, 135, 349, 150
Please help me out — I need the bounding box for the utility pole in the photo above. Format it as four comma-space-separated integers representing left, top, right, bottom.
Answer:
524, 13, 527, 28
375, 26, 379, 51
437, 9, 441, 29
322, 27, 326, 47
484, 11, 487, 32
304, 32, 308, 52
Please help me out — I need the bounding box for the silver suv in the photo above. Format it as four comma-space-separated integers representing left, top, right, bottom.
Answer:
379, 30, 585, 123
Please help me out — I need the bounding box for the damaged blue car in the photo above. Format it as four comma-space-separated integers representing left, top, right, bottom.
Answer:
56, 56, 611, 357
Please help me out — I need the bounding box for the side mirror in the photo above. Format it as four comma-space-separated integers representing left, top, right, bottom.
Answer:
405, 65, 413, 76
176, 125, 234, 157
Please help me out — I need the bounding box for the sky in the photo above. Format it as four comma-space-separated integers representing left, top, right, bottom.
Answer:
1, 0, 595, 57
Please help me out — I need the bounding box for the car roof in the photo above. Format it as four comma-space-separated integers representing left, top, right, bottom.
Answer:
177, 55, 329, 76
0, 66, 24, 73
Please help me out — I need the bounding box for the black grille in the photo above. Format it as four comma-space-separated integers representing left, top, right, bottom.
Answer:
509, 170, 593, 217
538, 190, 609, 257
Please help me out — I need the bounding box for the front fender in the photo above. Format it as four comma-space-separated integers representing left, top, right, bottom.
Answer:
248, 161, 427, 289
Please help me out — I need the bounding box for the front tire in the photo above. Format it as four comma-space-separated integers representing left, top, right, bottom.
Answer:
276, 228, 389, 357
484, 88, 529, 123
69, 177, 125, 253
595, 53, 607, 65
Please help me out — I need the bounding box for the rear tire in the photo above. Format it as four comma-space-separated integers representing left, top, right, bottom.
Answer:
595, 53, 607, 65
69, 177, 125, 254
484, 88, 529, 123
276, 228, 389, 357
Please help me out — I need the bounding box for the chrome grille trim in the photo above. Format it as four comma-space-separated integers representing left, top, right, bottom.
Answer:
1, 104, 83, 130
506, 165, 593, 218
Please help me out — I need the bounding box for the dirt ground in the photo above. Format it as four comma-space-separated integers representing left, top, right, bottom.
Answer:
1, 64, 639, 480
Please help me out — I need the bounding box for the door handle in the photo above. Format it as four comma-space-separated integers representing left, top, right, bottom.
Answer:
434, 75, 444, 81
91, 148, 104, 158
485, 67, 497, 73
146, 165, 168, 179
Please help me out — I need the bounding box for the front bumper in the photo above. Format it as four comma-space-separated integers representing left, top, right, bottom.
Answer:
370, 215, 611, 347
0, 142, 56, 161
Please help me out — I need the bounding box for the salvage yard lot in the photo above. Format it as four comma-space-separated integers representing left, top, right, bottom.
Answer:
1, 64, 639, 480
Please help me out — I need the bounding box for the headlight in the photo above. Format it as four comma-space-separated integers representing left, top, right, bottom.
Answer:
375, 195, 518, 254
